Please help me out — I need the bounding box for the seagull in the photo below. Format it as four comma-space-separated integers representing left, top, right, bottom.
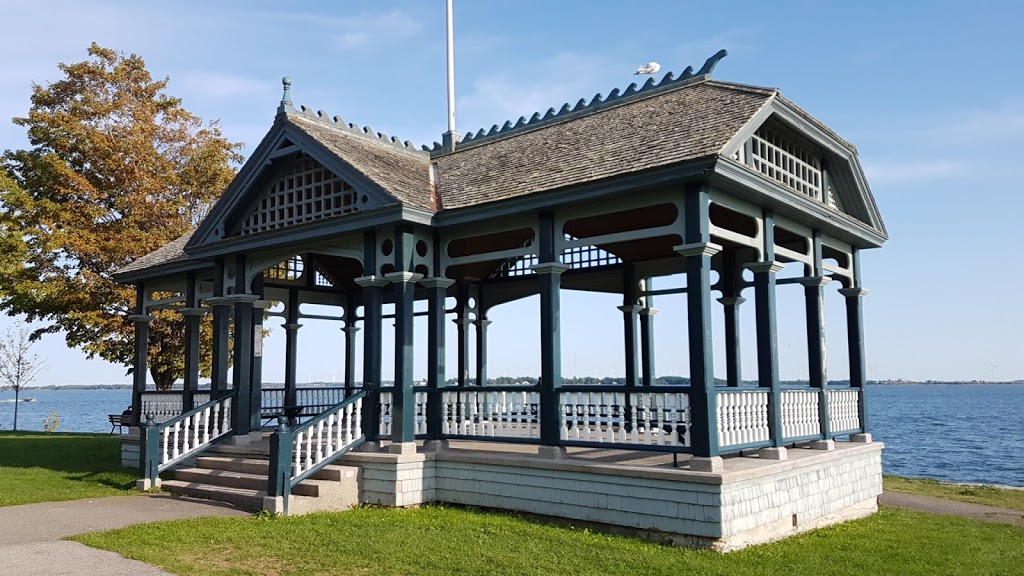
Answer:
635, 61, 661, 75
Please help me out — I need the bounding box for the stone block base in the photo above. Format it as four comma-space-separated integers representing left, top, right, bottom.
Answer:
339, 440, 883, 551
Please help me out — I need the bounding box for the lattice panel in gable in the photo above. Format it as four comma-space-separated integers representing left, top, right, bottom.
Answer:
237, 157, 370, 236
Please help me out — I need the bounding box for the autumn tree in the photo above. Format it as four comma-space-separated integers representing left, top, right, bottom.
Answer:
0, 43, 243, 389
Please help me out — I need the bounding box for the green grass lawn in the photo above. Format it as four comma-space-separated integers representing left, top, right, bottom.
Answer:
884, 475, 1024, 511
0, 431, 136, 506
73, 505, 1024, 576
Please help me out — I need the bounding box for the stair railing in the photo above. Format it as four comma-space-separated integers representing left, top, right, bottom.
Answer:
139, 390, 237, 488
268, 390, 366, 514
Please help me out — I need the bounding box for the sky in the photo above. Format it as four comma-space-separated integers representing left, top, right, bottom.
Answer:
0, 0, 1022, 385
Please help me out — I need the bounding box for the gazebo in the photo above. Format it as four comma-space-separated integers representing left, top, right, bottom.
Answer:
115, 50, 887, 550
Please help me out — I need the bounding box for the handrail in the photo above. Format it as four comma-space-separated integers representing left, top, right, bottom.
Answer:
138, 390, 237, 488
267, 391, 366, 514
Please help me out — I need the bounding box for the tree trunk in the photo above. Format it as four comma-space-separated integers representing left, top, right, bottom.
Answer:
151, 366, 177, 391
13, 388, 19, 431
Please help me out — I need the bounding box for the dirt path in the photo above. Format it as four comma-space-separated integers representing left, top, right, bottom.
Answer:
880, 491, 1024, 526
0, 493, 249, 576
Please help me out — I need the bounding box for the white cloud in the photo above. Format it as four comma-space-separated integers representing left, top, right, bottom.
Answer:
928, 101, 1024, 145
457, 52, 614, 131
862, 159, 968, 184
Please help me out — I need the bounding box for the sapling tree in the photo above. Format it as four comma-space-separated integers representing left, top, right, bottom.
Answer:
0, 323, 47, 430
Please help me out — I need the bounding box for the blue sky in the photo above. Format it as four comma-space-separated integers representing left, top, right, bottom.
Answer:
1, 0, 1021, 385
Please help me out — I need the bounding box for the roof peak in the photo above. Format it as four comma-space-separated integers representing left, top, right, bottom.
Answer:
428, 49, 730, 155
276, 77, 429, 159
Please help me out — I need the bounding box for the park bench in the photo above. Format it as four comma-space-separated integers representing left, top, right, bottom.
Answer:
108, 413, 129, 434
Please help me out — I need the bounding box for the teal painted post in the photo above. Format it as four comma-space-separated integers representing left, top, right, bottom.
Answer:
803, 230, 831, 439
267, 417, 293, 513
678, 183, 720, 457
423, 278, 453, 439
181, 274, 199, 412
358, 231, 385, 440
232, 297, 256, 437
180, 309, 204, 412
750, 209, 784, 446
639, 281, 657, 387
284, 288, 301, 422
620, 266, 640, 388
536, 211, 568, 446
718, 249, 745, 387
138, 413, 160, 486
343, 297, 359, 395
475, 312, 491, 386
129, 307, 152, 426
455, 282, 470, 387
359, 282, 385, 439
250, 298, 266, 433
390, 227, 419, 443
211, 260, 230, 395
840, 248, 869, 432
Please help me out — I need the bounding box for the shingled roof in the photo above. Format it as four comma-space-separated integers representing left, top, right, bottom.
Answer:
286, 114, 434, 212
433, 79, 775, 210
116, 229, 195, 276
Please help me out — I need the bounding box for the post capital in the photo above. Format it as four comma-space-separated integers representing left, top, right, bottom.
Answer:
419, 277, 455, 289
127, 314, 155, 323
342, 325, 361, 334
252, 299, 275, 310
745, 261, 785, 274
838, 287, 870, 298
674, 242, 723, 258
203, 294, 260, 306
177, 307, 208, 317
384, 271, 424, 284
452, 317, 475, 326
283, 323, 303, 331
639, 307, 659, 316
354, 275, 390, 288
617, 305, 642, 314
798, 275, 832, 288
531, 262, 570, 275
475, 318, 493, 328
717, 296, 747, 307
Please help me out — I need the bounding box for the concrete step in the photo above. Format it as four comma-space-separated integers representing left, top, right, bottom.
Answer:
173, 467, 332, 497
162, 480, 265, 511
194, 456, 357, 482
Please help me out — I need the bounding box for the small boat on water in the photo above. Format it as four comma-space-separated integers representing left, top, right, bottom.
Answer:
21, 397, 35, 402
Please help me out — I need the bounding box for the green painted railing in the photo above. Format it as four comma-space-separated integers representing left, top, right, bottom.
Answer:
139, 390, 236, 487
267, 391, 366, 514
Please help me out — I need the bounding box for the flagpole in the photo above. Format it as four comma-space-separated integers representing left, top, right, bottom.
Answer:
442, 0, 459, 152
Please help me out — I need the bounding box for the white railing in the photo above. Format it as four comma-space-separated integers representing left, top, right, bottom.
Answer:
141, 393, 183, 423
262, 387, 348, 418
560, 390, 690, 447
781, 389, 821, 439
716, 390, 770, 448
750, 129, 822, 200
379, 390, 429, 437
442, 389, 540, 439
828, 389, 861, 433
156, 394, 233, 471
291, 396, 363, 480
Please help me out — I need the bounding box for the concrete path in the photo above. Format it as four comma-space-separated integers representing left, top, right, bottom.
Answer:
0, 493, 250, 576
880, 491, 1024, 526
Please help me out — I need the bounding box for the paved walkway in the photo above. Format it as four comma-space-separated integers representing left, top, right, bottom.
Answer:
880, 491, 1024, 526
0, 493, 249, 576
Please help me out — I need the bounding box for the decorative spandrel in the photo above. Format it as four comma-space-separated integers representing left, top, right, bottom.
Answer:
237, 156, 369, 236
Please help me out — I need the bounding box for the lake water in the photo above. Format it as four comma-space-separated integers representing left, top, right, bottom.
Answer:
1, 384, 1021, 487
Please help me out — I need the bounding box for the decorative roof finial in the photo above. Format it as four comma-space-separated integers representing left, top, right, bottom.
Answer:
278, 76, 294, 116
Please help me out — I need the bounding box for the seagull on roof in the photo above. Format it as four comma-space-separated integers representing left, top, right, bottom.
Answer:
634, 62, 661, 75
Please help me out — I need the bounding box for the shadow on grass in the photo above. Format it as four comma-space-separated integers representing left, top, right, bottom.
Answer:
0, 431, 135, 490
